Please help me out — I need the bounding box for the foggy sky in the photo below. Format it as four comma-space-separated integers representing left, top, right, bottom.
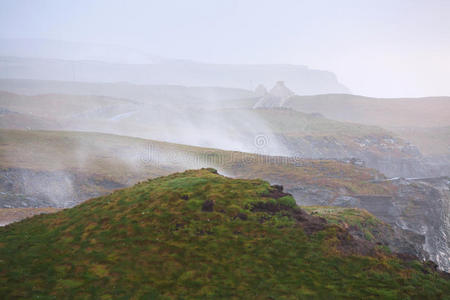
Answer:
1, 0, 449, 97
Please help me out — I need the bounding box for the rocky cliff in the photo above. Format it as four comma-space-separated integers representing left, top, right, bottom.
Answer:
253, 81, 295, 108
288, 176, 450, 272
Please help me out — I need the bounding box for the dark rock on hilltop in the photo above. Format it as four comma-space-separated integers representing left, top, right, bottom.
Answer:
201, 199, 214, 212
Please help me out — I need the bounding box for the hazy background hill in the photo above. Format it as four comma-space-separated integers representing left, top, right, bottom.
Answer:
0, 79, 255, 105
0, 39, 349, 95
285, 94, 450, 128
0, 56, 349, 95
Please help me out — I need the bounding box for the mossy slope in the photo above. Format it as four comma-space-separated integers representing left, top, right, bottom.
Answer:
0, 169, 448, 299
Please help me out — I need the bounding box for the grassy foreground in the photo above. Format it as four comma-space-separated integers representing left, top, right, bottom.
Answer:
0, 169, 448, 299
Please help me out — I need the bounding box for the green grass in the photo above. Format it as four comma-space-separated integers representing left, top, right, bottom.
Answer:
0, 169, 448, 299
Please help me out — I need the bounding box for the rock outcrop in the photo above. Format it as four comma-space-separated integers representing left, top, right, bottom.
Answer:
253, 81, 295, 109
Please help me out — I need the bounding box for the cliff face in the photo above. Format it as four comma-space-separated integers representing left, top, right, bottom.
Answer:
288, 177, 450, 272
391, 177, 450, 272
253, 81, 295, 108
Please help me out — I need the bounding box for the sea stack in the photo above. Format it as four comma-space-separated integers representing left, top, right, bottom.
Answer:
253, 81, 295, 109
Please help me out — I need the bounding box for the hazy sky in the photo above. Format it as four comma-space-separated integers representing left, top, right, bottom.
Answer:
1, 0, 449, 97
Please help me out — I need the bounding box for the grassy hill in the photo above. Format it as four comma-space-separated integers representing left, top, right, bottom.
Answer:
1, 169, 448, 299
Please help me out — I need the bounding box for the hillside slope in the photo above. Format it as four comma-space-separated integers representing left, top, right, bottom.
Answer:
0, 169, 448, 299
285, 94, 450, 128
